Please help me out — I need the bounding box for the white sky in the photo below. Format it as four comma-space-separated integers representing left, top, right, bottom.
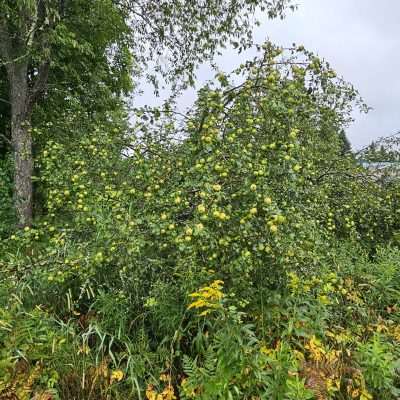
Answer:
135, 0, 400, 149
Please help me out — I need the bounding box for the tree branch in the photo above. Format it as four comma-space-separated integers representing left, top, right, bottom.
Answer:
0, 97, 11, 105
26, 2, 39, 49
0, 133, 12, 146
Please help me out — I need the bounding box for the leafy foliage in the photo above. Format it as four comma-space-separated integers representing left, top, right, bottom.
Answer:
0, 155, 14, 235
0, 4, 399, 399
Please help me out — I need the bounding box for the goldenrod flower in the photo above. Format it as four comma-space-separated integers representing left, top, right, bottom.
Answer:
111, 369, 124, 382
187, 280, 224, 315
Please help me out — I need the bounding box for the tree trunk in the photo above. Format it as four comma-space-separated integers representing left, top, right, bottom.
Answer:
9, 61, 33, 227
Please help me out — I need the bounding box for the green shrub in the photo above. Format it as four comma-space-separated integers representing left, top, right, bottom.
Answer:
0, 42, 399, 399
356, 334, 400, 399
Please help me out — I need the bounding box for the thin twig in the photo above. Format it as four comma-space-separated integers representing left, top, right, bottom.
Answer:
0, 133, 11, 145
0, 97, 10, 105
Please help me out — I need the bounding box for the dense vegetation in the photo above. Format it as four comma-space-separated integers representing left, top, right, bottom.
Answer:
1, 1, 399, 399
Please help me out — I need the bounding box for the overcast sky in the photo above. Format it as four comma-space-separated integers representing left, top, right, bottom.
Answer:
136, 0, 400, 150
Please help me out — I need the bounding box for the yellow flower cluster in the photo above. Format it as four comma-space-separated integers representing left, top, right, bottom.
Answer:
146, 383, 176, 400
187, 280, 224, 316
111, 369, 124, 383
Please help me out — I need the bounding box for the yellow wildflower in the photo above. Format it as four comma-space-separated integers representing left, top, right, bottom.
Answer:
187, 280, 224, 315
111, 369, 124, 382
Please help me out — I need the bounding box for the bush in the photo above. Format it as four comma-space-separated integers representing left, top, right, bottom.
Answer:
0, 43, 399, 399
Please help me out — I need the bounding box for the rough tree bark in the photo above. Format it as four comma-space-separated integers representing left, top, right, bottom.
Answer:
8, 61, 33, 227
0, 3, 51, 227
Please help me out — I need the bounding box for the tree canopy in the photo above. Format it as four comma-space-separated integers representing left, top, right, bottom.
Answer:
0, 0, 293, 226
